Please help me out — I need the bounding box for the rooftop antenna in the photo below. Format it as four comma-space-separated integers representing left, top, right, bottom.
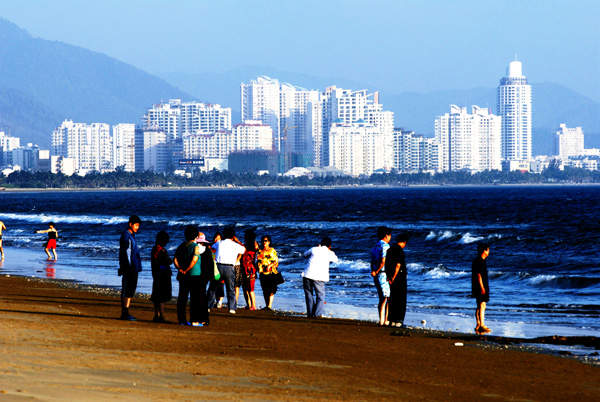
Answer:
515, 53, 518, 61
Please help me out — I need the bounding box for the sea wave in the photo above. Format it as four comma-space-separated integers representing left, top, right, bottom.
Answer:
526, 274, 600, 289
0, 212, 128, 226
459, 232, 484, 244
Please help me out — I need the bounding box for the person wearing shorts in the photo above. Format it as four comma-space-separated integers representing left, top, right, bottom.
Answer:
118, 215, 142, 321
35, 222, 58, 261
371, 226, 391, 326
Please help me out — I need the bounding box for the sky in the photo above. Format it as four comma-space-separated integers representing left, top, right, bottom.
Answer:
0, 0, 599, 102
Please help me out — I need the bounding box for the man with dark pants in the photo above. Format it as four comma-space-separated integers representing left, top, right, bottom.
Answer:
472, 243, 491, 334
386, 233, 409, 328
118, 215, 142, 321
302, 236, 338, 318
208, 227, 245, 313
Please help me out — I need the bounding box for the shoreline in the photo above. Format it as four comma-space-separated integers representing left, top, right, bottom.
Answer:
1, 246, 598, 348
3, 182, 600, 193
6, 272, 600, 363
0, 274, 598, 400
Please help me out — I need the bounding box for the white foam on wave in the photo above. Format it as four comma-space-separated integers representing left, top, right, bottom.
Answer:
0, 212, 128, 226
438, 231, 454, 240
459, 232, 484, 244
425, 266, 451, 279
335, 259, 370, 271
425, 231, 436, 241
529, 274, 557, 285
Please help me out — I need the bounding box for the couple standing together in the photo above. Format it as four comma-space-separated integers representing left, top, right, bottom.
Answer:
371, 226, 409, 327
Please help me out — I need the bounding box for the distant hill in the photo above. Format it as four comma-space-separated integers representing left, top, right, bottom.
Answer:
0, 18, 195, 147
160, 68, 600, 156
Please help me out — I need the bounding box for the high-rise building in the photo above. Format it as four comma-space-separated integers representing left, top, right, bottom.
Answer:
0, 131, 21, 166
113, 124, 136, 172
144, 99, 232, 140
328, 122, 389, 176
554, 124, 584, 159
310, 86, 394, 168
392, 129, 441, 173
183, 120, 273, 160
241, 76, 319, 162
435, 105, 502, 172
498, 60, 532, 161
135, 128, 168, 172
52, 120, 113, 174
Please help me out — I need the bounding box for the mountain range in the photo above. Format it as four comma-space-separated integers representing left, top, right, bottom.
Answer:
0, 18, 598, 157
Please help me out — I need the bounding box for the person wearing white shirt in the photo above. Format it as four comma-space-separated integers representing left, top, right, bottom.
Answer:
301, 236, 338, 318
207, 227, 245, 313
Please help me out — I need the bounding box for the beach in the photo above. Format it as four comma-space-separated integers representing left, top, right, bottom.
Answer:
0, 273, 598, 401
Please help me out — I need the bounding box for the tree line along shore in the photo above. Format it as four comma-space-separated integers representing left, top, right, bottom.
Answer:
2, 166, 600, 189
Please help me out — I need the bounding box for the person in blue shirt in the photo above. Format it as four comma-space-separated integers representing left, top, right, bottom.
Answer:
370, 226, 392, 326
119, 215, 142, 321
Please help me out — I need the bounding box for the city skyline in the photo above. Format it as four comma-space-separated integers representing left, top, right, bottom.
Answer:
0, 0, 597, 103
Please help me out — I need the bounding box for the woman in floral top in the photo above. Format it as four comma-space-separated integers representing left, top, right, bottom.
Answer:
257, 234, 279, 310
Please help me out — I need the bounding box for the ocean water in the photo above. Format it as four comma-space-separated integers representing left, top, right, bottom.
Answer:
0, 186, 599, 336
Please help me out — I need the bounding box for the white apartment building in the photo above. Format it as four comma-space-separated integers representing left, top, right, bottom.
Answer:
328, 122, 389, 176
311, 86, 394, 168
554, 124, 584, 159
52, 120, 113, 174
113, 123, 136, 172
498, 60, 532, 161
241, 76, 319, 160
0, 131, 21, 166
135, 128, 168, 172
232, 120, 273, 151
241, 77, 283, 149
183, 121, 273, 160
144, 99, 232, 140
393, 129, 441, 173
435, 105, 502, 172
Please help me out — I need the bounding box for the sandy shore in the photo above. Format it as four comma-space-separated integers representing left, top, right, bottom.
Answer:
0, 275, 598, 401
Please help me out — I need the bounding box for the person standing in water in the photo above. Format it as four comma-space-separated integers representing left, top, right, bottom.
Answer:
472, 243, 491, 334
36, 222, 58, 261
370, 226, 391, 326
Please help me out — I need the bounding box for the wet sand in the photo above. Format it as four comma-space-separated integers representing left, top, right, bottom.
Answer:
0, 275, 598, 401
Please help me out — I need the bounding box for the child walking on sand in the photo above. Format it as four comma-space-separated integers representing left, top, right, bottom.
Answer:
35, 222, 58, 261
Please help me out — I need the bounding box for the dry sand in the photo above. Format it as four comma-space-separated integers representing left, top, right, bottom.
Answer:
0, 275, 598, 401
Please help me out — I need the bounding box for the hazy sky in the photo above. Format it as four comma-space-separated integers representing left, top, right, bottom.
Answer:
1, 0, 599, 101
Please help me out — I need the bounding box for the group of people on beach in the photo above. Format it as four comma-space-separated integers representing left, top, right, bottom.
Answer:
118, 216, 339, 326
370, 225, 492, 334
1, 216, 489, 332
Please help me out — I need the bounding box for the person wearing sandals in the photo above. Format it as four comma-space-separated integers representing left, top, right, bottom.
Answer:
174, 226, 204, 327
257, 235, 279, 310
150, 230, 173, 323
472, 243, 491, 334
